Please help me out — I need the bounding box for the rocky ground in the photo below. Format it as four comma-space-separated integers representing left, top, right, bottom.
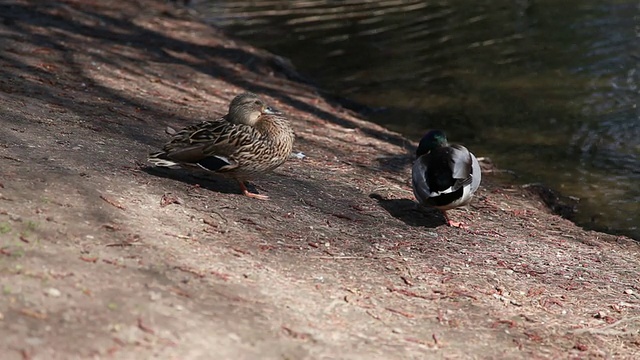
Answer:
1, 1, 639, 359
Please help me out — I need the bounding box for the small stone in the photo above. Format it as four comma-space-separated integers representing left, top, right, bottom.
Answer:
25, 337, 44, 346
594, 311, 607, 318
149, 291, 162, 301
61, 311, 74, 322
624, 289, 634, 295
391, 328, 403, 334
44, 288, 61, 297
506, 269, 514, 275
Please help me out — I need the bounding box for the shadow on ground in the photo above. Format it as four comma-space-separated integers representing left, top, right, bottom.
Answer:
369, 194, 444, 228
0, 1, 409, 151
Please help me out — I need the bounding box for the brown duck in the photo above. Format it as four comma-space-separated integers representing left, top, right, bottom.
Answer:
148, 92, 295, 200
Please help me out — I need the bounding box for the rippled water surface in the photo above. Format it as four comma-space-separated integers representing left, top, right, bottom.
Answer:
196, 0, 640, 239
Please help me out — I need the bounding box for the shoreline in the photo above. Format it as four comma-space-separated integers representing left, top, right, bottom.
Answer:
190, 2, 639, 242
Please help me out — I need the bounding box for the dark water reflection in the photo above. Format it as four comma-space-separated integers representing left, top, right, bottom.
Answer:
196, 0, 640, 239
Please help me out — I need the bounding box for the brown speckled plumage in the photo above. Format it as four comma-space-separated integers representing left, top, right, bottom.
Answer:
148, 92, 295, 199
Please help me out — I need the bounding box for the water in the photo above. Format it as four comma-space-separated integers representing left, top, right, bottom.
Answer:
195, 0, 640, 239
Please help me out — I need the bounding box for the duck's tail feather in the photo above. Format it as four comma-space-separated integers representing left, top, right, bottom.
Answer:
148, 151, 182, 169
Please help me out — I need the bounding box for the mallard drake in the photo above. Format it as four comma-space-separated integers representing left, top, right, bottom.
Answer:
412, 130, 481, 227
148, 92, 295, 200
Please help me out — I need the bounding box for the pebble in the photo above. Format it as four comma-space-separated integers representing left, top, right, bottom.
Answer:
44, 288, 61, 297
62, 311, 74, 322
149, 291, 162, 301
26, 337, 44, 346
624, 289, 634, 295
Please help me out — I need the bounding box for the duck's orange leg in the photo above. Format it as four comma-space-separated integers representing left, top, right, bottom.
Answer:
237, 179, 269, 200
441, 210, 465, 228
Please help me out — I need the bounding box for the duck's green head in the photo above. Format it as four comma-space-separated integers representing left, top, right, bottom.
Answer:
228, 92, 280, 126
416, 130, 448, 157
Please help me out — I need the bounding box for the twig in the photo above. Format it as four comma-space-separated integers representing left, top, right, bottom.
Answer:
1, 155, 22, 163
309, 256, 364, 260
18, 308, 47, 320
80, 256, 98, 263
174, 265, 205, 278
365, 310, 381, 321
102, 259, 126, 267
137, 317, 155, 335
100, 195, 126, 210
210, 271, 230, 281
169, 287, 190, 298
400, 276, 413, 286
385, 307, 415, 318
281, 326, 312, 341
389, 287, 436, 300
105, 242, 134, 247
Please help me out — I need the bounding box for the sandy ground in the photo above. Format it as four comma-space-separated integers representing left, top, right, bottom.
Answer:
1, 1, 639, 359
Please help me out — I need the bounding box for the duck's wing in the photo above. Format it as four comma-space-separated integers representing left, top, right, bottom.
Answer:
447, 144, 474, 189
412, 155, 432, 206
149, 119, 260, 172
469, 151, 482, 194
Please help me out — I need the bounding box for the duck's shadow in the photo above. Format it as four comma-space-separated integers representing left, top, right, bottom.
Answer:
141, 166, 260, 196
369, 193, 445, 228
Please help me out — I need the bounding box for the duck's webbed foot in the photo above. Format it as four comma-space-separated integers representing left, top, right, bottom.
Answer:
441, 210, 466, 228
237, 179, 269, 200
